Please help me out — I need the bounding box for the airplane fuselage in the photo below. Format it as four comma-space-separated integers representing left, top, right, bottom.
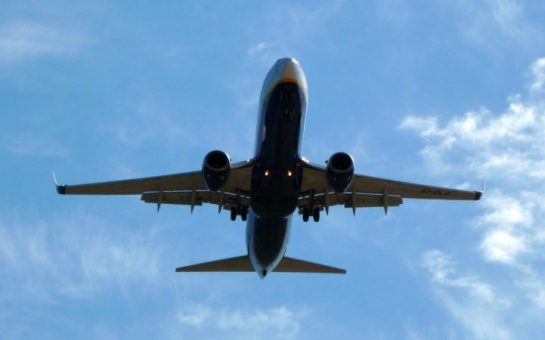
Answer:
247, 58, 308, 277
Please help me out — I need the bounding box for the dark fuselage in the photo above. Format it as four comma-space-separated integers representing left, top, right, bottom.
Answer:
247, 59, 307, 277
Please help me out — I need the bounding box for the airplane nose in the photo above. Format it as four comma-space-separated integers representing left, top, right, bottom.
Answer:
276, 57, 298, 64
276, 57, 298, 66
259, 57, 308, 102
275, 58, 300, 83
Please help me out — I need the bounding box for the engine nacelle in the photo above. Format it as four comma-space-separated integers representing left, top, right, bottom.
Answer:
326, 152, 354, 193
202, 150, 231, 191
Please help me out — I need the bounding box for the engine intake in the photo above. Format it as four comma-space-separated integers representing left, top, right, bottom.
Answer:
202, 150, 231, 191
326, 152, 354, 193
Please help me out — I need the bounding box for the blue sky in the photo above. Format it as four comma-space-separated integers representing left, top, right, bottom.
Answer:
2, 1, 545, 339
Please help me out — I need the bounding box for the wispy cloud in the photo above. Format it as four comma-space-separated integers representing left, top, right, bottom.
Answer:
489, 0, 531, 39
0, 21, 86, 63
421, 249, 500, 303
105, 93, 197, 150
450, 0, 541, 51
109, 85, 259, 161
243, 1, 344, 67
421, 249, 511, 339
176, 304, 306, 340
246, 41, 284, 69
2, 134, 69, 157
247, 41, 269, 59
0, 212, 162, 301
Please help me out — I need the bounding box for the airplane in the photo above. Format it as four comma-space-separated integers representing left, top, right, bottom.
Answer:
56, 57, 482, 278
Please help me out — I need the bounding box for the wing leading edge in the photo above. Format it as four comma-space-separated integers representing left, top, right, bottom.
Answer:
56, 159, 254, 197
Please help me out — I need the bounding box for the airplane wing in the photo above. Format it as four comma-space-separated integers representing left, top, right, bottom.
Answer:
298, 159, 480, 211
57, 159, 254, 199
349, 174, 481, 200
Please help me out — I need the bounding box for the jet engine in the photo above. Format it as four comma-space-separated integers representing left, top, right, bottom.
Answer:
326, 152, 354, 193
202, 150, 231, 191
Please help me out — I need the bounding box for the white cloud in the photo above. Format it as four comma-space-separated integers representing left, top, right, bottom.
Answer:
477, 191, 533, 228
474, 191, 540, 266
247, 41, 269, 58
400, 57, 545, 269
177, 304, 210, 328
400, 95, 544, 179
0, 21, 86, 63
176, 304, 305, 340
481, 229, 526, 264
407, 57, 545, 337
530, 57, 545, 95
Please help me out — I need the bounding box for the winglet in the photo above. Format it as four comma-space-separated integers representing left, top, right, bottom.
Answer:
52, 171, 58, 186
52, 171, 66, 195
383, 189, 388, 216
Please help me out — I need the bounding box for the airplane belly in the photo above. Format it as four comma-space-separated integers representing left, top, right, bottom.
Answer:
251, 82, 304, 218
261, 83, 303, 162
246, 66, 306, 276
246, 213, 291, 274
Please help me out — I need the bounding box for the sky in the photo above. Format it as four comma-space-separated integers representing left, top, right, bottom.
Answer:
1, 1, 545, 339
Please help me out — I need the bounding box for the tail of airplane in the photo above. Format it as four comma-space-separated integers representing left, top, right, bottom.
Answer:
176, 255, 345, 274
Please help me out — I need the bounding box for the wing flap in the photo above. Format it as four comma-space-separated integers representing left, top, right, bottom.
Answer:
141, 191, 251, 208
299, 193, 402, 209
349, 193, 402, 208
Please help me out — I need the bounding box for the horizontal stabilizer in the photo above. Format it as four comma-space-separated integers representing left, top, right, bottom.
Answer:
176, 255, 345, 274
176, 256, 253, 272
274, 256, 346, 274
